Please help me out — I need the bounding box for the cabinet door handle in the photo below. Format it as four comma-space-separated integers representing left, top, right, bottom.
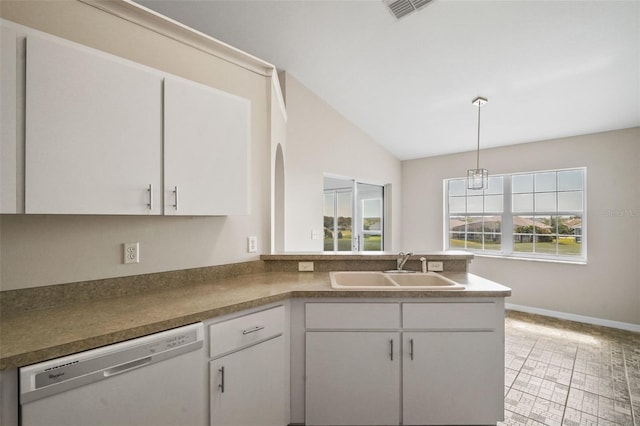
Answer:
242, 325, 265, 335
410, 338, 414, 361
147, 184, 153, 210
389, 339, 394, 361
173, 186, 179, 210
218, 366, 225, 393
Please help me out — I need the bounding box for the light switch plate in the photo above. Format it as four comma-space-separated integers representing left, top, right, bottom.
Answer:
247, 236, 257, 253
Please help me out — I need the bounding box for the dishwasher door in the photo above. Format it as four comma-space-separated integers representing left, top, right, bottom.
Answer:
19, 323, 206, 426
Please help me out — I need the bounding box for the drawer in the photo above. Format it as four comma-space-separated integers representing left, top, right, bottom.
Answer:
305, 303, 400, 330
209, 306, 284, 358
403, 302, 497, 330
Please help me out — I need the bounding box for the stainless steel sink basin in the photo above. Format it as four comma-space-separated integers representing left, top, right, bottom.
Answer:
330, 271, 464, 290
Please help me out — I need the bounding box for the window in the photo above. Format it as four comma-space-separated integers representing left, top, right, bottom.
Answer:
324, 178, 384, 252
445, 168, 586, 262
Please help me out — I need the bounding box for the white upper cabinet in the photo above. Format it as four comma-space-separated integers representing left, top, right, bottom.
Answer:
1, 25, 24, 213
164, 77, 250, 216
25, 35, 163, 214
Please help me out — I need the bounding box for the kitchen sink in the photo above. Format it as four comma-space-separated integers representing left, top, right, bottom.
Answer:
329, 272, 397, 288
330, 271, 464, 290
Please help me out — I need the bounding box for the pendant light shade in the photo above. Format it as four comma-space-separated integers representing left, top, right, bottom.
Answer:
467, 97, 488, 190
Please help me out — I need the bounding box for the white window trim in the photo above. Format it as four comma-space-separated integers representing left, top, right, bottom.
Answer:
444, 167, 587, 264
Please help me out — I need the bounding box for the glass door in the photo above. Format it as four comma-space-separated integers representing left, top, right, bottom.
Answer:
355, 182, 384, 251
324, 177, 384, 252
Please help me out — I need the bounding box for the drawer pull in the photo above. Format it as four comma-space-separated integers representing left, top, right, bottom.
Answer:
242, 325, 265, 335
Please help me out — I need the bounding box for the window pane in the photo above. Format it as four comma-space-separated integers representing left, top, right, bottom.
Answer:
485, 176, 503, 195
535, 192, 556, 212
466, 217, 484, 249
534, 216, 555, 254
336, 192, 352, 251
558, 191, 583, 211
362, 234, 382, 251
449, 233, 466, 248
558, 215, 582, 256
535, 172, 556, 192
467, 196, 483, 213
513, 193, 533, 213
483, 216, 502, 251
323, 193, 335, 251
449, 216, 467, 248
483, 233, 501, 251
484, 195, 503, 213
512, 174, 533, 193
483, 216, 502, 233
448, 179, 466, 196
513, 215, 534, 253
449, 197, 466, 213
558, 170, 583, 191
467, 187, 483, 197
449, 216, 466, 231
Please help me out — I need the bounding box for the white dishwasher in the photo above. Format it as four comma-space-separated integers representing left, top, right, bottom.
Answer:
19, 322, 207, 426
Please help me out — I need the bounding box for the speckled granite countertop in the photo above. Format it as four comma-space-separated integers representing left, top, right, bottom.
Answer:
0, 271, 510, 370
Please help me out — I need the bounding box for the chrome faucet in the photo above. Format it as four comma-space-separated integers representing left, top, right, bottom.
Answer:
397, 252, 414, 271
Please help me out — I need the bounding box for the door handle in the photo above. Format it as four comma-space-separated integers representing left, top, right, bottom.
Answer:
389, 339, 394, 361
218, 366, 225, 393
410, 338, 414, 361
173, 186, 179, 210
147, 184, 153, 210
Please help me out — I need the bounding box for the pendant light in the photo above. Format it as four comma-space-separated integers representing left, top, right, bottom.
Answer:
467, 96, 488, 190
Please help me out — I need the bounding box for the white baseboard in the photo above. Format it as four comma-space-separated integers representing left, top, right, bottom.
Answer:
505, 303, 640, 333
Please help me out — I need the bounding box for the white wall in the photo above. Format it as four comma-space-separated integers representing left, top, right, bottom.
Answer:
281, 73, 402, 252
402, 127, 640, 325
0, 1, 272, 290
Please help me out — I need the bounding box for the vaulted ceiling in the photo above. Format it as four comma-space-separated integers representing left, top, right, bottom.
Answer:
137, 0, 639, 160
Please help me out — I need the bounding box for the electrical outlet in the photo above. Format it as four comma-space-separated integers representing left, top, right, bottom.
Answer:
247, 236, 257, 253
124, 242, 139, 264
427, 261, 443, 272
311, 230, 321, 240
298, 261, 314, 272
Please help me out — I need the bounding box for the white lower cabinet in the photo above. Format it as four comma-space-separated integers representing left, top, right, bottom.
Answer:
402, 331, 503, 425
304, 300, 504, 426
209, 336, 285, 426
207, 305, 287, 426
305, 332, 400, 426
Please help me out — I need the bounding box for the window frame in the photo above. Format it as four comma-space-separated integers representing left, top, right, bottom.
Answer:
444, 167, 587, 263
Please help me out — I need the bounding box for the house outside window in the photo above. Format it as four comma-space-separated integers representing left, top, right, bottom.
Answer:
445, 168, 586, 262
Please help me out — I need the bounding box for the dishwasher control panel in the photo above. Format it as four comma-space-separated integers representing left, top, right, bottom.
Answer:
20, 323, 204, 402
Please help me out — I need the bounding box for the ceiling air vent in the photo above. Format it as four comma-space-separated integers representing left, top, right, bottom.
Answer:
383, 0, 434, 20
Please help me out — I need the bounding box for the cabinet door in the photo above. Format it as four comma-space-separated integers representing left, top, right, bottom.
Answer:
25, 35, 162, 214
305, 332, 400, 426
403, 332, 503, 425
1, 24, 22, 213
164, 77, 249, 216
209, 336, 286, 426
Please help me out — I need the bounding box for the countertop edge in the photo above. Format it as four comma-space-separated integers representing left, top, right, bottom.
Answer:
1, 272, 509, 371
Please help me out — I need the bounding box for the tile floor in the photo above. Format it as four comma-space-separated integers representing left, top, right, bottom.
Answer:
501, 311, 640, 426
